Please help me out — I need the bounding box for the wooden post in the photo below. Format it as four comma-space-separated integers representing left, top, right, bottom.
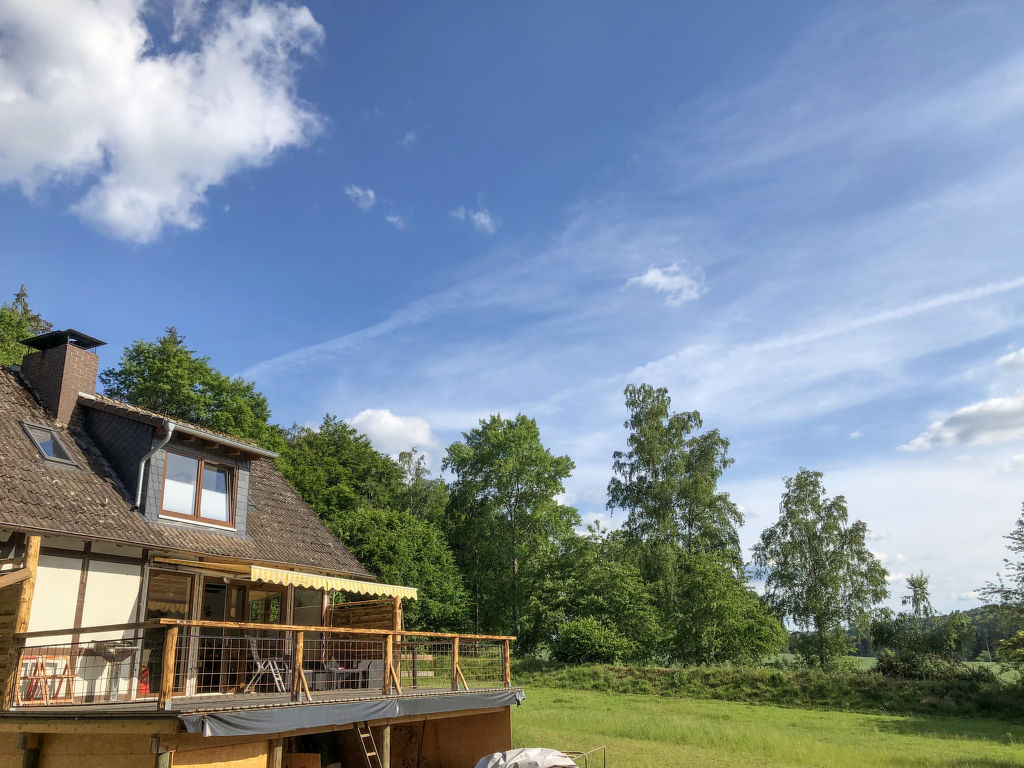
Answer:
503, 639, 511, 688
392, 596, 402, 689
158, 625, 179, 710
380, 724, 391, 768
383, 633, 393, 695
153, 752, 171, 768
451, 637, 459, 691
18, 733, 40, 768
269, 738, 283, 768
291, 631, 304, 702
3, 535, 40, 710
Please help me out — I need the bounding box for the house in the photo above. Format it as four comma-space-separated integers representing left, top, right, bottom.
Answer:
0, 329, 520, 768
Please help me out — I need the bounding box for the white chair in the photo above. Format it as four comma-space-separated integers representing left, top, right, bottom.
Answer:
243, 634, 288, 694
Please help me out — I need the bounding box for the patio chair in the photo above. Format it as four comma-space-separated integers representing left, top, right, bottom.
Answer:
242, 634, 288, 694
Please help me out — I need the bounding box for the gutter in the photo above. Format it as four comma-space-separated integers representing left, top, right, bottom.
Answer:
136, 421, 174, 508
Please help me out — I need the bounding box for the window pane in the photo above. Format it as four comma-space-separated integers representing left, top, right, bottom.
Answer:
28, 426, 72, 462
163, 453, 198, 514
200, 465, 231, 521
293, 588, 324, 626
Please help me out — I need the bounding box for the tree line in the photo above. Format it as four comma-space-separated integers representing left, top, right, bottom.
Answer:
5, 287, 1024, 674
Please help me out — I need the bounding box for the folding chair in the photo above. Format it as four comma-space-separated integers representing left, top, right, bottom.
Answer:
243, 634, 288, 694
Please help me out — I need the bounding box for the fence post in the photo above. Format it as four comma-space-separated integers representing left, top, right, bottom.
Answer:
158, 625, 178, 710
2, 535, 40, 710
451, 637, 459, 691
291, 630, 304, 702
383, 634, 393, 695
503, 639, 511, 688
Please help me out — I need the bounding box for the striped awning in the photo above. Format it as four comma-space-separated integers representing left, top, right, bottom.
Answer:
250, 565, 418, 600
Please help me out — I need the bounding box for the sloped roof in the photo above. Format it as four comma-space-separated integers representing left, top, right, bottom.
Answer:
0, 368, 372, 579
80, 393, 276, 457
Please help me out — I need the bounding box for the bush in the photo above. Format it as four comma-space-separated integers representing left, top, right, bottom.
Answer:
552, 617, 630, 664
976, 650, 993, 663
873, 649, 996, 683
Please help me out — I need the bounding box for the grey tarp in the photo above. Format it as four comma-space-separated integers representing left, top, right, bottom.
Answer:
179, 689, 525, 737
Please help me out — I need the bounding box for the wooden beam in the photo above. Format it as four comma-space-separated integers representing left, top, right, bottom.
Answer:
0, 718, 180, 735
3, 536, 39, 710
153, 617, 515, 642
291, 631, 304, 702
451, 637, 459, 692
0, 568, 29, 590
152, 557, 251, 574
503, 639, 511, 688
158, 625, 179, 710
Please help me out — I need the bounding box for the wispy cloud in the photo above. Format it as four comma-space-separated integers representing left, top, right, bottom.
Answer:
385, 213, 407, 230
901, 390, 1024, 451
398, 130, 417, 149
345, 185, 376, 211
451, 205, 498, 234
625, 264, 703, 306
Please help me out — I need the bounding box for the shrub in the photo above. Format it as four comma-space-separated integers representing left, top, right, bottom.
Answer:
874, 649, 996, 683
552, 617, 630, 664
976, 649, 992, 663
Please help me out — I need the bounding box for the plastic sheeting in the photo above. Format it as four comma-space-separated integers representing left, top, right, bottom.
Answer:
179, 688, 525, 737
474, 748, 578, 768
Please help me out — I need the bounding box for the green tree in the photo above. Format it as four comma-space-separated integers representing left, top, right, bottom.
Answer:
100, 327, 282, 449
327, 504, 468, 631
902, 572, 934, 619
753, 468, 888, 667
277, 416, 405, 515
0, 285, 51, 366
529, 525, 662, 661
981, 503, 1024, 614
397, 449, 450, 523
606, 383, 743, 617
443, 413, 579, 638
673, 553, 788, 665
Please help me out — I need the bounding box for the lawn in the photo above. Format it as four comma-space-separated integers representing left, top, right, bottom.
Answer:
512, 687, 1024, 767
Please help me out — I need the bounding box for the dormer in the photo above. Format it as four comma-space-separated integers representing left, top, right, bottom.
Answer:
77, 394, 277, 537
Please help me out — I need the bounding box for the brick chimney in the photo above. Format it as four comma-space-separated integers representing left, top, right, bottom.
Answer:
18, 329, 106, 426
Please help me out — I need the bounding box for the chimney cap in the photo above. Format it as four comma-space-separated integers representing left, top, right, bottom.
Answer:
21, 328, 106, 352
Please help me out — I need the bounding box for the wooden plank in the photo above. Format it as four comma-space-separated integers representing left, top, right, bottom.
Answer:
0, 571, 28, 591
290, 632, 304, 703
503, 639, 511, 687
154, 619, 515, 642
0, 720, 179, 735
451, 638, 459, 692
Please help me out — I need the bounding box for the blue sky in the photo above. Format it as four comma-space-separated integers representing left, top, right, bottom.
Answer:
2, 1, 1024, 611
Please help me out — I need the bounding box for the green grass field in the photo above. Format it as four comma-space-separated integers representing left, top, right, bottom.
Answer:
512, 687, 1024, 767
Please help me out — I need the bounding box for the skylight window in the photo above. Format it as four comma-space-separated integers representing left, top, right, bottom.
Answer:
21, 421, 76, 466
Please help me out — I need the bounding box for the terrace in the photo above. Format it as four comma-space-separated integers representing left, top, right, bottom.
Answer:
8, 616, 514, 715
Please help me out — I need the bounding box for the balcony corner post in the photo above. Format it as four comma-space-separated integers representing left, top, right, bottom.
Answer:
503, 639, 511, 688
451, 636, 459, 692
291, 630, 305, 702
158, 625, 179, 710
383, 633, 393, 695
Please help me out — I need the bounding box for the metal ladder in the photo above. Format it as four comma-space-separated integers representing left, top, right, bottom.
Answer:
355, 722, 383, 768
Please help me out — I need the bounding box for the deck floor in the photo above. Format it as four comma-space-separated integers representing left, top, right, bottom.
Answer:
3, 686, 514, 717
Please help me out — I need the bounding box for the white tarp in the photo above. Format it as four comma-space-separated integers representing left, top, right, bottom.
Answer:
474, 748, 578, 768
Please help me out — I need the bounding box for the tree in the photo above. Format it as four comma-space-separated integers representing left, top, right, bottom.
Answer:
673, 553, 788, 665
606, 384, 743, 617
0, 285, 51, 366
277, 416, 405, 516
100, 327, 282, 449
981, 503, 1024, 614
327, 504, 468, 631
397, 449, 449, 523
753, 468, 888, 667
443, 414, 579, 638
902, 572, 934, 619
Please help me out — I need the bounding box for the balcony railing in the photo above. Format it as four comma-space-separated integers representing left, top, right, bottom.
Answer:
8, 619, 514, 711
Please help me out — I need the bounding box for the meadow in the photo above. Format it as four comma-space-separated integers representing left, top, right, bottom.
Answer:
512, 687, 1024, 767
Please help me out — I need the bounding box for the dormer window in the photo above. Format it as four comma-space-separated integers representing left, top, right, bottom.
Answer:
160, 450, 234, 527
21, 421, 77, 467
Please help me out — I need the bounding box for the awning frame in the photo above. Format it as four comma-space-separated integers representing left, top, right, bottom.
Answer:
250, 565, 418, 600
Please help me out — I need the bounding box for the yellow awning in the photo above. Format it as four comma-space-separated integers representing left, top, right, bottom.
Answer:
250, 565, 418, 600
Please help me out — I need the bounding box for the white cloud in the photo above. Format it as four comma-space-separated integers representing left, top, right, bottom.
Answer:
450, 205, 497, 234
901, 389, 1024, 451
345, 185, 376, 211
398, 130, 417, 149
849, 430, 863, 439
997, 348, 1024, 373
1000, 454, 1024, 473
0, 0, 323, 243
385, 213, 406, 230
350, 408, 438, 456
873, 552, 908, 566
626, 263, 703, 307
